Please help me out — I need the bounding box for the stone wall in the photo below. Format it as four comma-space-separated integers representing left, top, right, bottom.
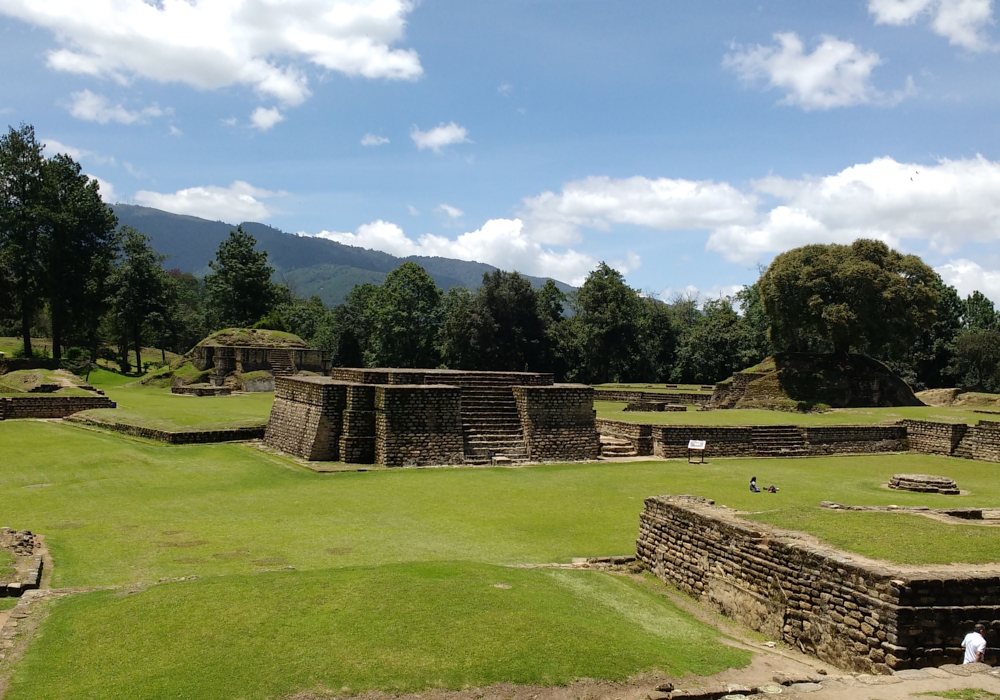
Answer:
638, 495, 1000, 672
594, 389, 710, 405
375, 385, 464, 466
907, 419, 1000, 463
341, 384, 376, 463
0, 395, 114, 420
800, 426, 909, 455
68, 416, 265, 444
513, 385, 600, 461
265, 377, 345, 460
192, 346, 328, 374
595, 419, 653, 455
330, 368, 554, 387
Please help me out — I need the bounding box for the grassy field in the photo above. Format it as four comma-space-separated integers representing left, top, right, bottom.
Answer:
596, 401, 996, 426
74, 368, 273, 431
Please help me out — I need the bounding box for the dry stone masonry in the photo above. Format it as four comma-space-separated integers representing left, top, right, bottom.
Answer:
265, 369, 599, 466
0, 395, 114, 420
638, 495, 1000, 672
906, 419, 1000, 463
0, 529, 42, 597
889, 474, 960, 495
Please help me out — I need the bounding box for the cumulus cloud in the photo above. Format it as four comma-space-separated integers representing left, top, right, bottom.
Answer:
936, 258, 1000, 301
361, 133, 389, 146
67, 89, 164, 124
310, 218, 601, 285
869, 0, 995, 50
0, 0, 422, 107
42, 138, 88, 161
724, 33, 906, 110
134, 180, 283, 222
411, 122, 470, 152
250, 106, 284, 131
521, 175, 758, 245
88, 175, 118, 203
437, 203, 463, 219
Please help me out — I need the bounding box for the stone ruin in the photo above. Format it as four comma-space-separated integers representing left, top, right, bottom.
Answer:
0, 529, 42, 597
889, 474, 960, 495
182, 329, 329, 390
264, 368, 600, 467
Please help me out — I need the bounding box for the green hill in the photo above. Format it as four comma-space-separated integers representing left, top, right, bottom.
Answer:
113, 205, 574, 306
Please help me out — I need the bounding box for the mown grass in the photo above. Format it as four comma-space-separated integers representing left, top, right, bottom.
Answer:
5, 563, 745, 700
77, 370, 273, 431
596, 401, 994, 426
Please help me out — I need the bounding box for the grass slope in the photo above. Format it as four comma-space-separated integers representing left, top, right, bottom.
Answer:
6, 564, 742, 700
596, 401, 994, 426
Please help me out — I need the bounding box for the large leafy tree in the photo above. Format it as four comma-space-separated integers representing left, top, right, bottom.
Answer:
0, 124, 46, 356
571, 262, 644, 383
107, 227, 168, 373
963, 291, 998, 331
316, 283, 377, 367
951, 329, 1000, 392
366, 262, 442, 368
204, 226, 280, 328
40, 154, 118, 360
670, 297, 743, 384
760, 239, 939, 356
437, 286, 484, 370
475, 270, 550, 372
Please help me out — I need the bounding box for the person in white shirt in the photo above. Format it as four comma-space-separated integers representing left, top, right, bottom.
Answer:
962, 623, 987, 664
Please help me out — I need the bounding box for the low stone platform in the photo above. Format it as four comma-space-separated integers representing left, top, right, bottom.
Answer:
889, 473, 960, 495
171, 385, 232, 397
624, 401, 686, 412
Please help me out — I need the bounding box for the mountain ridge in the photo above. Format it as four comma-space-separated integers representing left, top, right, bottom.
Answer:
113, 204, 574, 306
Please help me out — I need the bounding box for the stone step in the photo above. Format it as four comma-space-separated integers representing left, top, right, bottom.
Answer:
601, 445, 637, 457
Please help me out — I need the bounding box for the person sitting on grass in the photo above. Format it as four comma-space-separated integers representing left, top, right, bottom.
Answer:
963, 623, 987, 664
766, 484, 779, 493
749, 476, 761, 493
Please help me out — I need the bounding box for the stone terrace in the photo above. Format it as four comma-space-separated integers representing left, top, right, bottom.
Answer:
265, 369, 599, 467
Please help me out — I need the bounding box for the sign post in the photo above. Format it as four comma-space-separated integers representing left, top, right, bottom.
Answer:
687, 439, 706, 464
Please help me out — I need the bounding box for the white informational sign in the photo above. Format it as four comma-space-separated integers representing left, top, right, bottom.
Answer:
687, 439, 706, 450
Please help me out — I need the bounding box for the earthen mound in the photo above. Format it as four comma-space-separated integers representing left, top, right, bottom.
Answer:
711, 352, 923, 412
916, 388, 1000, 408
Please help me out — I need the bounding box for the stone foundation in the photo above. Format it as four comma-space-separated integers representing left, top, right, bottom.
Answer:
595, 389, 710, 406
0, 395, 114, 420
265, 370, 599, 467
889, 474, 960, 495
638, 495, 1000, 672
907, 419, 1000, 463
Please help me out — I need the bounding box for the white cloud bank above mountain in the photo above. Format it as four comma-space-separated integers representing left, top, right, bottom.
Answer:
0, 0, 422, 120
134, 181, 283, 222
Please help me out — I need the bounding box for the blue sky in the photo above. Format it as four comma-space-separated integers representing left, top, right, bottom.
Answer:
3, 0, 1000, 301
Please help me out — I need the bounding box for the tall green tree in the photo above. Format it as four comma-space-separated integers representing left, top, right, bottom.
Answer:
951, 329, 1000, 391
571, 262, 644, 383
315, 283, 378, 368
204, 226, 280, 328
963, 291, 998, 331
40, 154, 118, 360
437, 286, 484, 370
475, 271, 550, 372
366, 262, 442, 368
0, 124, 46, 356
760, 239, 939, 356
107, 227, 168, 373
671, 298, 742, 384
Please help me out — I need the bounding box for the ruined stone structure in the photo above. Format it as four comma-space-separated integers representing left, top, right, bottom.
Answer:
597, 419, 908, 458
906, 419, 1000, 463
889, 474, 960, 495
638, 495, 1000, 672
594, 389, 710, 406
0, 395, 114, 420
623, 401, 687, 412
191, 345, 328, 386
264, 369, 599, 466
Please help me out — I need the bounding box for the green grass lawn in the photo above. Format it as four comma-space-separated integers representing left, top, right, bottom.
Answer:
4, 419, 1000, 698
596, 401, 995, 426
76, 370, 273, 431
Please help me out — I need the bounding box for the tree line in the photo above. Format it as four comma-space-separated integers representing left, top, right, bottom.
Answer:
4, 122, 1000, 389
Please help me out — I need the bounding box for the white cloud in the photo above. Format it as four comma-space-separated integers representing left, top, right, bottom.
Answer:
411, 122, 470, 152
250, 106, 284, 131
311, 218, 600, 285
134, 180, 283, 221
361, 133, 389, 146
724, 33, 898, 110
67, 89, 164, 124
521, 175, 758, 245
407, 205, 420, 216
497, 82, 512, 96
168, 125, 182, 137
221, 117, 238, 126
936, 259, 1000, 302
42, 138, 88, 161
88, 175, 117, 203
1, 0, 422, 108
437, 203, 463, 219
869, 0, 995, 50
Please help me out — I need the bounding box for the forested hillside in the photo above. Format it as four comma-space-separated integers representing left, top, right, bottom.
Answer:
114, 205, 572, 306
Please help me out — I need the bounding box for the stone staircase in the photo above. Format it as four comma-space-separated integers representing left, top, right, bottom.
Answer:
268, 349, 295, 376
600, 435, 637, 458
459, 379, 529, 465
750, 426, 807, 457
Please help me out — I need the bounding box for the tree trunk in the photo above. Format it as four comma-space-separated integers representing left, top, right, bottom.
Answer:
134, 322, 143, 376
51, 311, 62, 362
20, 307, 32, 358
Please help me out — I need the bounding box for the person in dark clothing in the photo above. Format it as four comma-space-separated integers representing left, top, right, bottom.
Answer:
749, 476, 761, 493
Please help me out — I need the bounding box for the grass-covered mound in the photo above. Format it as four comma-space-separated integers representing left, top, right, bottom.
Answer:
0, 368, 94, 396
714, 352, 922, 412
197, 328, 309, 348
918, 388, 1000, 409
